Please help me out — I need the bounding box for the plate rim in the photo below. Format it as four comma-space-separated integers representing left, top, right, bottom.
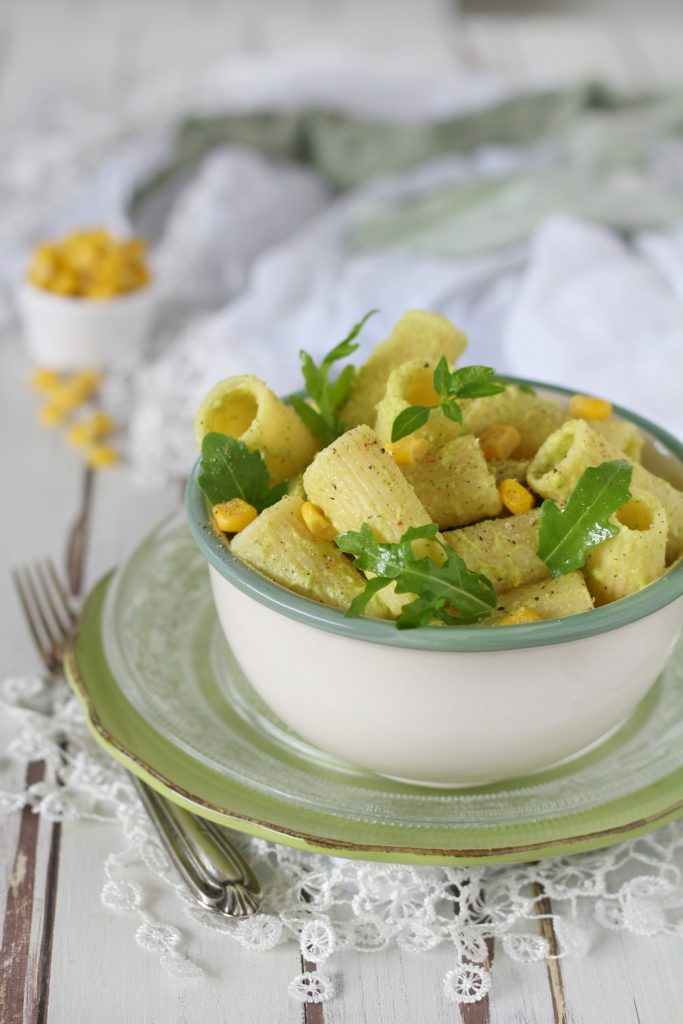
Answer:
65, 570, 683, 866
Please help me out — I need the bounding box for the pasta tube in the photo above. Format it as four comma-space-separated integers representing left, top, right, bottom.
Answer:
374, 357, 461, 448
584, 492, 668, 605
489, 458, 530, 485
303, 425, 433, 616
461, 387, 568, 459
303, 424, 432, 541
401, 436, 503, 529
444, 509, 547, 594
489, 572, 594, 623
528, 419, 683, 559
593, 418, 645, 462
194, 374, 319, 484
231, 495, 391, 617
375, 373, 568, 458
341, 310, 467, 429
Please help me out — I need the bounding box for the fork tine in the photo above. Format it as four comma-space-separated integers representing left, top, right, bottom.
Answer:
46, 558, 78, 627
22, 567, 61, 649
12, 568, 51, 668
35, 562, 73, 639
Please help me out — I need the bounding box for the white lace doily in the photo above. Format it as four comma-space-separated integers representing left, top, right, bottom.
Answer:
4, 671, 683, 1006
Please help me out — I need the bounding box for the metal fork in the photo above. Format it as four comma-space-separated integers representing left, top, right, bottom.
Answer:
12, 559, 262, 918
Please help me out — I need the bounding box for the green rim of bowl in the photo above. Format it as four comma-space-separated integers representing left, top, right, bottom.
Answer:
185, 377, 683, 652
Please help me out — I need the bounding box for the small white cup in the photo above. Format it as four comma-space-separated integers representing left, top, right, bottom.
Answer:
17, 279, 157, 371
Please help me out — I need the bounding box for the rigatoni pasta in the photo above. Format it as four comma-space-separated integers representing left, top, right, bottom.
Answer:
194, 308, 683, 629
231, 495, 390, 616
490, 572, 594, 622
529, 418, 683, 559
341, 310, 467, 429
303, 424, 432, 541
584, 492, 668, 605
443, 509, 547, 594
400, 436, 502, 529
194, 374, 319, 484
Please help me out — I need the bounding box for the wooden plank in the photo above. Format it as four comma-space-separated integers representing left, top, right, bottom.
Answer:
46, 820, 303, 1024
555, 897, 683, 1024
44, 438, 306, 1023
531, 882, 567, 1024
0, 337, 87, 1023
0, 761, 45, 1024
489, 950, 554, 1024
24, 463, 96, 1024
302, 957, 325, 1024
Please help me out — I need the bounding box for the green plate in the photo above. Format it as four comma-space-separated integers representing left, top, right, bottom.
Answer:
65, 517, 683, 865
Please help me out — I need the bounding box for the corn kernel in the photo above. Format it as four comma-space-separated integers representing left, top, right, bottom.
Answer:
67, 422, 93, 447
27, 244, 61, 287
50, 270, 79, 296
300, 501, 337, 541
384, 436, 429, 467
479, 424, 521, 461
66, 371, 102, 401
86, 444, 119, 469
68, 413, 115, 447
213, 499, 257, 533
49, 383, 85, 413
29, 368, 62, 392
569, 394, 613, 421
89, 410, 115, 436
499, 606, 543, 626
499, 478, 535, 515
37, 403, 67, 427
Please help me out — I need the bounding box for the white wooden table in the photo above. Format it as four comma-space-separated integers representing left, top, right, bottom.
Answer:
3, 2, 683, 1021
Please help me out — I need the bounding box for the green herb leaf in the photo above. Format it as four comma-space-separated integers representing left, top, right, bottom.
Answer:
537, 460, 633, 577
288, 396, 334, 446
346, 575, 392, 618
390, 405, 432, 442
293, 309, 378, 445
336, 523, 497, 629
447, 365, 507, 400
391, 361, 507, 441
198, 433, 287, 512
433, 356, 452, 398
440, 401, 463, 424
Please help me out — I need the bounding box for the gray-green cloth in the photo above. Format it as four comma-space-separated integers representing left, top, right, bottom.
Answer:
130, 81, 683, 260
129, 82, 627, 209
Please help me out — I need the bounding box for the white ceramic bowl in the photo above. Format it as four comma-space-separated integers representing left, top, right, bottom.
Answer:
17, 279, 157, 371
185, 382, 683, 787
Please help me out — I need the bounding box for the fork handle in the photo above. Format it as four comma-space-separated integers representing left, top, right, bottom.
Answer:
169, 802, 262, 892
133, 777, 226, 910
132, 777, 261, 917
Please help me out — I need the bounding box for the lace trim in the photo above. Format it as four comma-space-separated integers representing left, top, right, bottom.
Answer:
5, 672, 683, 1004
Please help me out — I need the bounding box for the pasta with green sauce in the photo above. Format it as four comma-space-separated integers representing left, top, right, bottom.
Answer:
194, 310, 683, 629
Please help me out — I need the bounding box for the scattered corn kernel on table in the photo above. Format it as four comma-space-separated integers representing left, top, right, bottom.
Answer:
4, 1, 683, 1022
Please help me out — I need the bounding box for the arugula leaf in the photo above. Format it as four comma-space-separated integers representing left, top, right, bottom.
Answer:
391, 359, 506, 442
336, 523, 496, 629
198, 432, 287, 511
291, 310, 378, 445
537, 460, 633, 577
